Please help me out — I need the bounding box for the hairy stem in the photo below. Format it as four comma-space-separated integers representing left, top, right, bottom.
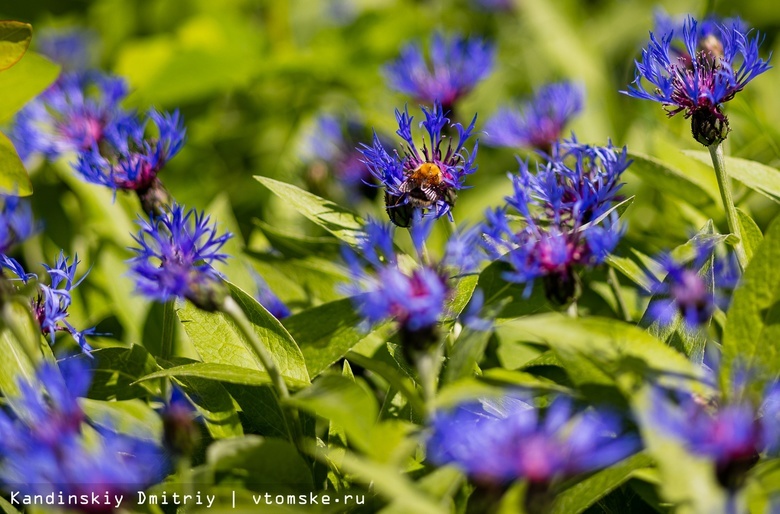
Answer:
159, 299, 176, 401
708, 144, 748, 270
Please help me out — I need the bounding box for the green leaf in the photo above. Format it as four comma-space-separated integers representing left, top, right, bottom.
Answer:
177, 282, 310, 385
0, 132, 31, 196
683, 150, 780, 203
247, 252, 347, 306
74, 345, 161, 400
207, 436, 313, 492
0, 21, 32, 71
224, 384, 290, 440
318, 447, 448, 514
0, 495, 21, 514
502, 314, 710, 392
627, 152, 718, 206
283, 298, 390, 378
722, 215, 780, 387
549, 454, 653, 514
346, 350, 425, 418
0, 51, 60, 122
737, 208, 763, 262
253, 218, 341, 258
164, 364, 244, 439
442, 324, 493, 384
0, 321, 36, 399
136, 361, 309, 390
288, 374, 378, 452
207, 193, 257, 294
81, 398, 163, 443
254, 176, 365, 246
477, 260, 550, 319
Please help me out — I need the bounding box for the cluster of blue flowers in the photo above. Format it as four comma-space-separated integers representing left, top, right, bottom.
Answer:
343, 215, 485, 354
0, 361, 169, 498
483, 140, 629, 303
428, 396, 638, 508
0, 196, 94, 352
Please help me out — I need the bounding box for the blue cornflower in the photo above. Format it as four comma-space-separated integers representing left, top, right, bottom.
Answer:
161, 388, 200, 456
344, 215, 489, 353
9, 70, 131, 162
344, 218, 447, 331
252, 271, 290, 320
652, 383, 779, 490
428, 397, 638, 489
37, 28, 95, 71
624, 16, 771, 146
384, 33, 495, 110
0, 196, 36, 255
1, 252, 95, 352
484, 82, 584, 152
645, 245, 739, 328
360, 102, 478, 226
470, 0, 515, 12
128, 203, 232, 311
0, 361, 170, 503
483, 140, 628, 303
305, 114, 381, 202
74, 109, 185, 193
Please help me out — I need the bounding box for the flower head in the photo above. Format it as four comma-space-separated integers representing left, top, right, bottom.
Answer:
624, 16, 771, 146
360, 102, 478, 226
1, 252, 95, 352
484, 82, 584, 152
0, 361, 169, 507
384, 33, 495, 110
74, 109, 185, 198
483, 140, 629, 303
652, 383, 779, 490
0, 196, 36, 255
128, 204, 232, 311
428, 397, 638, 487
645, 244, 739, 328
9, 71, 130, 162
343, 215, 489, 355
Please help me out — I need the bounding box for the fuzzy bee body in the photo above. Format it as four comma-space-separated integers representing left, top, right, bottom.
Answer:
385, 162, 456, 227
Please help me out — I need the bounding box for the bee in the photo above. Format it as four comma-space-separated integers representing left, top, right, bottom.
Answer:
399, 162, 445, 208
385, 162, 457, 227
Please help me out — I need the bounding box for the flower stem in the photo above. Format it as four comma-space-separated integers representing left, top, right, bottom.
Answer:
708, 143, 748, 270
221, 296, 302, 444
607, 267, 631, 322
415, 344, 443, 419
159, 299, 176, 401
566, 301, 578, 318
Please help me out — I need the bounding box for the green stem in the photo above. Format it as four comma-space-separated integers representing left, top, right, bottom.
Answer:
221, 296, 302, 444
159, 300, 176, 401
607, 267, 631, 322
708, 144, 748, 270
566, 301, 578, 318
415, 344, 443, 419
